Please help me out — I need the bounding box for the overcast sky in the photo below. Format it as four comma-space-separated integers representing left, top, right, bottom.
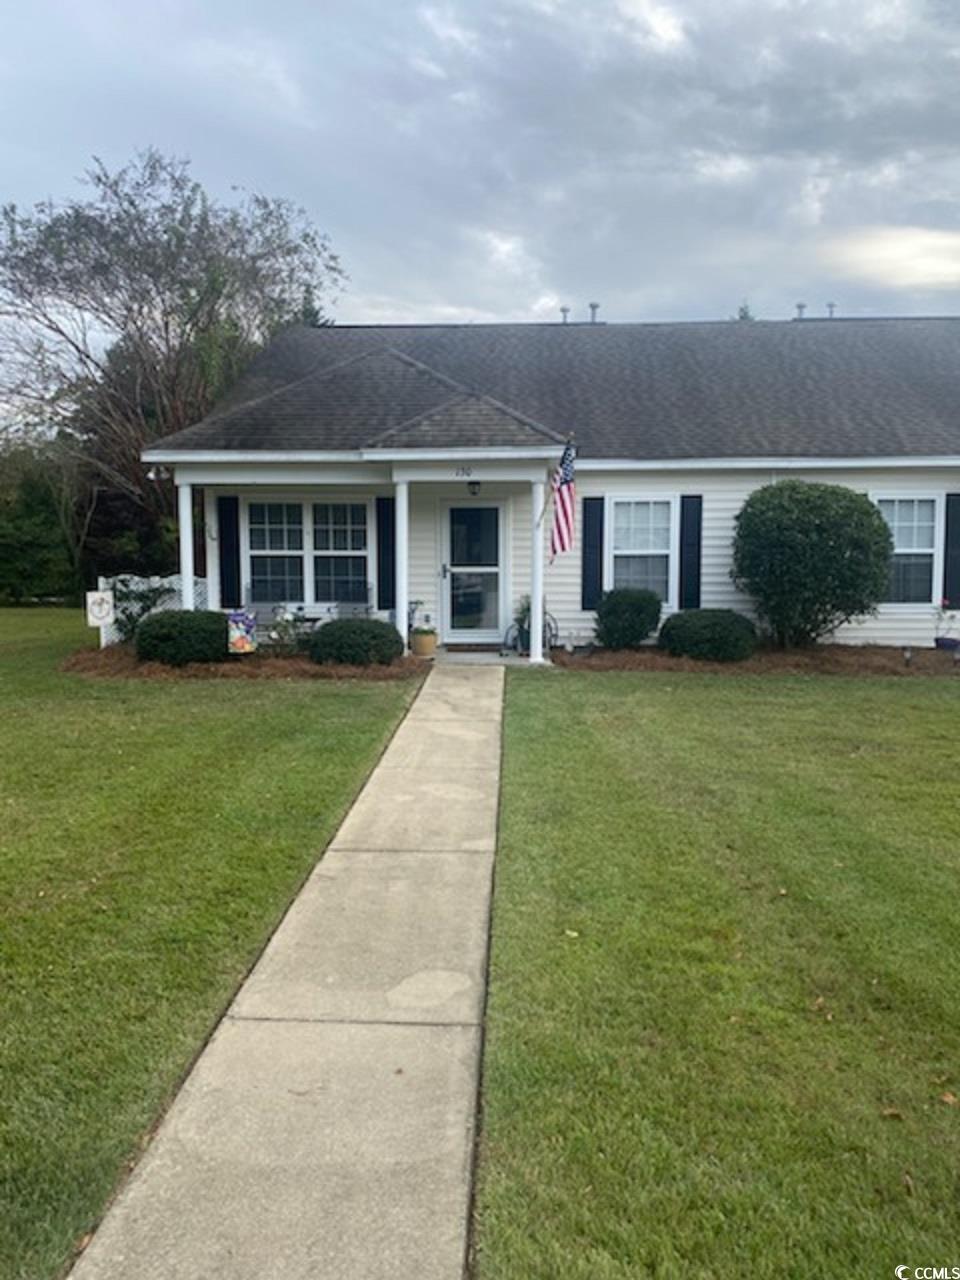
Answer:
4, 0, 960, 325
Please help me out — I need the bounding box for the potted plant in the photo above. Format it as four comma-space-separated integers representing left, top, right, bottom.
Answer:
411, 625, 437, 658
514, 595, 531, 654
935, 600, 959, 650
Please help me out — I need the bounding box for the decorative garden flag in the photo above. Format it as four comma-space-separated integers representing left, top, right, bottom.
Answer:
228, 610, 257, 654
549, 440, 576, 561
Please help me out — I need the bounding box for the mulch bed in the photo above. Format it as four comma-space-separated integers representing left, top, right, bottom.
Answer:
62, 645, 429, 682
552, 644, 960, 677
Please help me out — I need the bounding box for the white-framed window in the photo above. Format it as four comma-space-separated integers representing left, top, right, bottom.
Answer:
249, 503, 304, 604
244, 497, 373, 608
874, 495, 942, 605
313, 503, 369, 604
605, 496, 679, 605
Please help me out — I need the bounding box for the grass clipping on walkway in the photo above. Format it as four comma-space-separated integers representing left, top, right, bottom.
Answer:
0, 610, 414, 1280
474, 668, 960, 1278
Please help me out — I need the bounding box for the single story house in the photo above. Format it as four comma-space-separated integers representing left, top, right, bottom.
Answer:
143, 317, 960, 660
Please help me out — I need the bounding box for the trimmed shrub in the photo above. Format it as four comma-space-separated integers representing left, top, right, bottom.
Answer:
307, 618, 403, 666
594, 588, 661, 650
135, 610, 228, 666
658, 609, 757, 662
732, 480, 892, 647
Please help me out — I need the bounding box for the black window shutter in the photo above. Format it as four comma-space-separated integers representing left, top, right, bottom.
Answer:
217, 496, 241, 608
944, 494, 960, 609
581, 497, 605, 611
376, 497, 396, 611
679, 495, 703, 609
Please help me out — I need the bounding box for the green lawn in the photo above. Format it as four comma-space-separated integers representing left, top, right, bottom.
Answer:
0, 610, 414, 1280
475, 668, 960, 1279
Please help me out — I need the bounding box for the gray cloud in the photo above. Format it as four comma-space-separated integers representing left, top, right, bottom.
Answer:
3, 0, 960, 322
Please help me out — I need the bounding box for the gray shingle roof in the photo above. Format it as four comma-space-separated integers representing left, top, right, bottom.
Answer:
151, 318, 960, 459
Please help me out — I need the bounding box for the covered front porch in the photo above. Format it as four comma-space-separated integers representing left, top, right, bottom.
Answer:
172, 455, 554, 662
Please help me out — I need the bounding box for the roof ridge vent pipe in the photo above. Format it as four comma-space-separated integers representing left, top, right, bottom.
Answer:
827, 301, 836, 319
589, 301, 599, 324
560, 306, 570, 324
795, 301, 807, 320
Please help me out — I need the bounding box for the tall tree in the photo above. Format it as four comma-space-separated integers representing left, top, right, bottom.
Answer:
0, 150, 343, 574
0, 443, 77, 601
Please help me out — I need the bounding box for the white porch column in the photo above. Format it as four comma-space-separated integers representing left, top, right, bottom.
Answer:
395, 480, 409, 650
203, 489, 221, 611
178, 482, 195, 611
530, 478, 545, 663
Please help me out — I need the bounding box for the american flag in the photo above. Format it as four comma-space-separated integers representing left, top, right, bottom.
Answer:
549, 440, 576, 560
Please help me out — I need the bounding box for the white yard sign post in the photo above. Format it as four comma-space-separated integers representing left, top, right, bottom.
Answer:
86, 587, 115, 648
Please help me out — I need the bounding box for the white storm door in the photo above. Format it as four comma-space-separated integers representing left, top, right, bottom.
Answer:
442, 505, 503, 643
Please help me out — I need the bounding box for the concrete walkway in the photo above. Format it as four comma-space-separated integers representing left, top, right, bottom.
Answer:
71, 664, 504, 1280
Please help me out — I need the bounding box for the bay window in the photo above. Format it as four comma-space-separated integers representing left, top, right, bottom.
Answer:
876, 497, 939, 604
609, 497, 676, 603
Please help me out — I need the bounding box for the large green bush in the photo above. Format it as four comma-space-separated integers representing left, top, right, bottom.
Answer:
595, 588, 661, 650
307, 618, 403, 666
135, 610, 228, 666
732, 481, 892, 646
658, 609, 757, 662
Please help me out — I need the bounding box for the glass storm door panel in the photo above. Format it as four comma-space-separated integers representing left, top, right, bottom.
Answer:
447, 507, 500, 638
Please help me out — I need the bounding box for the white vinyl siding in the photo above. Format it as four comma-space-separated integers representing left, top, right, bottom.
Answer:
537, 468, 960, 649
220, 466, 960, 648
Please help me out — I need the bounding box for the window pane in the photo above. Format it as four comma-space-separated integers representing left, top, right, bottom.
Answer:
314, 555, 367, 604
250, 502, 302, 551
313, 502, 366, 553
887, 554, 933, 604
250, 555, 304, 604
451, 571, 499, 629
879, 498, 936, 552
450, 508, 498, 566
613, 553, 669, 600
612, 501, 671, 552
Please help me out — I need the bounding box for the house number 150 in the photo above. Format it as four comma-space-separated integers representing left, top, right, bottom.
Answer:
454, 466, 473, 478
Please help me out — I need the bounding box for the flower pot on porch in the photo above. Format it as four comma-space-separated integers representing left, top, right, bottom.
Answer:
411, 629, 438, 658
934, 636, 960, 651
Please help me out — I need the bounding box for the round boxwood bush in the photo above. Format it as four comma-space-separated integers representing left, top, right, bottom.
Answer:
732, 480, 892, 647
307, 618, 403, 666
594, 588, 661, 650
658, 609, 757, 662
135, 610, 228, 666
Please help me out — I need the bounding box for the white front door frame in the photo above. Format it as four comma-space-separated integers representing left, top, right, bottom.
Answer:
438, 500, 509, 645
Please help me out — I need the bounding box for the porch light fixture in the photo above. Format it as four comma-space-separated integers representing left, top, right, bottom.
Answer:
467, 480, 481, 497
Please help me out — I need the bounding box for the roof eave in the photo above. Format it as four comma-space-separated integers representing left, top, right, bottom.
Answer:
141, 445, 562, 465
